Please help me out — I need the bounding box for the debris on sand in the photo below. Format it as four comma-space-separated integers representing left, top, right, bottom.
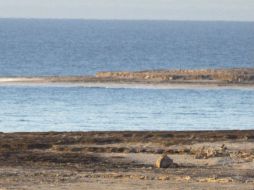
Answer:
230, 151, 254, 162
197, 177, 234, 183
194, 145, 229, 159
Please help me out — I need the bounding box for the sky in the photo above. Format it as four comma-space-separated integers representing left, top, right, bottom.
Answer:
0, 0, 254, 21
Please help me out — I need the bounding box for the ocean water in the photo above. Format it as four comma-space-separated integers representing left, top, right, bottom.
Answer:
0, 19, 254, 132
0, 19, 254, 76
0, 86, 254, 132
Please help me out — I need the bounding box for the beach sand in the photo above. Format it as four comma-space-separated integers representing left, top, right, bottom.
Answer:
0, 131, 254, 189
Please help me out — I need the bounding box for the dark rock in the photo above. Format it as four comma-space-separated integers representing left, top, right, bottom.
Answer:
155, 154, 174, 168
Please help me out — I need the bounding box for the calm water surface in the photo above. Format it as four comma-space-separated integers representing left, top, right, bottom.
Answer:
0, 19, 254, 76
0, 86, 253, 132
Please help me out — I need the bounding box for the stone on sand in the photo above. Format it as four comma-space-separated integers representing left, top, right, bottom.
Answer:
155, 154, 174, 168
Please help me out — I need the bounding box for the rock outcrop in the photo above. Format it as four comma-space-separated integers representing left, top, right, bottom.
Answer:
96, 68, 254, 83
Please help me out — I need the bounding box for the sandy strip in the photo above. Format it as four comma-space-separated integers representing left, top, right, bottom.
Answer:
0, 77, 44, 82
0, 77, 254, 89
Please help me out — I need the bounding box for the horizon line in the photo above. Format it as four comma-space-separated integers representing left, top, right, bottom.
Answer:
0, 17, 254, 23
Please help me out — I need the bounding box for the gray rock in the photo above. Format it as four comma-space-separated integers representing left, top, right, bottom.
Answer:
155, 154, 174, 168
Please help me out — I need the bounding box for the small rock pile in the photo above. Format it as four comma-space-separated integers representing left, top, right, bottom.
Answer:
194, 144, 229, 159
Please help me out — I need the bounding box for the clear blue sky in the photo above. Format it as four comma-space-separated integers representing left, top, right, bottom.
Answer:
0, 0, 253, 21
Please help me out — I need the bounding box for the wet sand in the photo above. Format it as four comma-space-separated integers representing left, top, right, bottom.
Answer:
1, 131, 254, 189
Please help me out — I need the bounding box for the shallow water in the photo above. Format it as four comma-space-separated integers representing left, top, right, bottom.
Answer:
0, 86, 253, 132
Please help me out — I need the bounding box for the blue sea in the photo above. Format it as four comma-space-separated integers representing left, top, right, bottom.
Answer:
0, 19, 254, 132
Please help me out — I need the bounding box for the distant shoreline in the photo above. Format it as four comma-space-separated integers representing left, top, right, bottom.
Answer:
1, 68, 254, 88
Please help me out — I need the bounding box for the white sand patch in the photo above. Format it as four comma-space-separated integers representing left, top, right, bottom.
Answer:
0, 78, 42, 82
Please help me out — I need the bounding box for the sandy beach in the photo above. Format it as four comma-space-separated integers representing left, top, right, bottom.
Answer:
1, 131, 254, 189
